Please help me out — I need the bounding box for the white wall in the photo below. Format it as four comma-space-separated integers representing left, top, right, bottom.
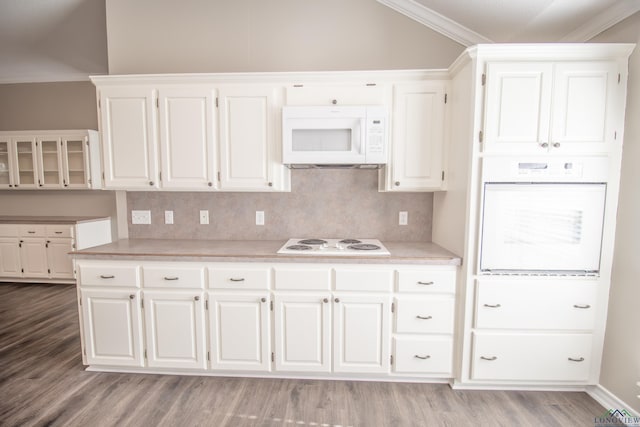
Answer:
105, 0, 464, 73
591, 12, 640, 413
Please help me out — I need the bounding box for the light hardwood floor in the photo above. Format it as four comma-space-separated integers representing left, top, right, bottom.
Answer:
0, 282, 605, 427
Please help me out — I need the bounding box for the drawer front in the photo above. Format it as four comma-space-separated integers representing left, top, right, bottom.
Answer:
393, 336, 453, 374
0, 224, 18, 237
471, 332, 593, 382
397, 270, 456, 293
274, 266, 331, 290
395, 297, 455, 334
79, 264, 141, 287
18, 224, 46, 237
335, 268, 393, 292
209, 267, 270, 290
46, 225, 73, 238
143, 266, 205, 289
475, 280, 597, 331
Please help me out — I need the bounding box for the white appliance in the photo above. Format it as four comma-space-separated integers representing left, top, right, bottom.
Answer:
282, 106, 388, 167
277, 238, 390, 256
479, 157, 608, 275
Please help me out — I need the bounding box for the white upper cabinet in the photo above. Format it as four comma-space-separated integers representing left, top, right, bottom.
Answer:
382, 82, 447, 191
158, 87, 217, 189
99, 86, 159, 189
483, 60, 620, 154
36, 136, 63, 188
285, 84, 388, 106
218, 85, 286, 191
0, 139, 15, 189
13, 137, 38, 189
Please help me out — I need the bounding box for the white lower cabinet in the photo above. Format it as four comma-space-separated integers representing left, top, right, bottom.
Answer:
81, 289, 145, 367
471, 332, 592, 381
143, 290, 207, 370
333, 294, 391, 374
0, 238, 22, 277
209, 292, 271, 371
46, 238, 74, 279
76, 260, 457, 381
274, 293, 331, 372
19, 238, 49, 279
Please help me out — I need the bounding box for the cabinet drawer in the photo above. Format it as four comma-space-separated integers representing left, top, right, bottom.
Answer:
79, 264, 141, 287
393, 336, 453, 374
0, 224, 18, 237
397, 270, 456, 293
18, 224, 46, 237
143, 266, 205, 289
209, 267, 270, 290
395, 297, 455, 334
471, 332, 592, 382
274, 266, 331, 290
46, 225, 73, 238
475, 280, 597, 331
335, 268, 393, 292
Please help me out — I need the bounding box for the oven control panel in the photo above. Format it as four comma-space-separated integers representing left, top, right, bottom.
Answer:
482, 157, 609, 182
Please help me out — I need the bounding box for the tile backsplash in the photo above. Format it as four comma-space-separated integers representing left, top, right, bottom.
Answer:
127, 169, 433, 241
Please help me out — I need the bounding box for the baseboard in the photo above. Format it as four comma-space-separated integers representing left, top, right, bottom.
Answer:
587, 384, 639, 419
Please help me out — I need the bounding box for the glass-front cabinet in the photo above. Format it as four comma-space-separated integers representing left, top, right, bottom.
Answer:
0, 130, 101, 190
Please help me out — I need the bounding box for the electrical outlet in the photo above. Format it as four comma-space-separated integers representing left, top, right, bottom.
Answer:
199, 210, 209, 225
256, 211, 265, 226
131, 210, 151, 225
164, 210, 174, 225
399, 211, 408, 226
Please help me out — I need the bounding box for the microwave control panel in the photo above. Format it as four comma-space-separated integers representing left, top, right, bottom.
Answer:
365, 107, 388, 163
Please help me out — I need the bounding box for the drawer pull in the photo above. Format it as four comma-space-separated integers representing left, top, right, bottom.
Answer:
417, 281, 434, 286
163, 276, 179, 281
27, 231, 36, 234
414, 355, 431, 360
568, 357, 585, 362
573, 304, 591, 309
55, 231, 63, 234
416, 315, 432, 320
483, 303, 501, 308
100, 275, 115, 279
229, 278, 245, 282
480, 356, 497, 361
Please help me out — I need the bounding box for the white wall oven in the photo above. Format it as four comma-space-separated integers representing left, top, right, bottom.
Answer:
479, 157, 608, 275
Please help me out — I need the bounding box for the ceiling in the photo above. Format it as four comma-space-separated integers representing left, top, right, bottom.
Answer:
0, 0, 638, 84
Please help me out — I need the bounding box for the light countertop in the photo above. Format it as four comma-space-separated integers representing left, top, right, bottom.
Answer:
71, 238, 461, 265
0, 216, 111, 225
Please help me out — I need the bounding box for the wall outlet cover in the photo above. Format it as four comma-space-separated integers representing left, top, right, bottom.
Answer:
199, 210, 209, 225
164, 210, 174, 225
256, 211, 265, 226
132, 210, 151, 225
399, 211, 408, 226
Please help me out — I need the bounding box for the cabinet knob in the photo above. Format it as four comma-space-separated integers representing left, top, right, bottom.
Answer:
553, 142, 561, 148
331, 99, 337, 105
9, 185, 13, 188
149, 181, 154, 186
394, 181, 400, 187
540, 142, 549, 148
261, 297, 266, 303
323, 298, 329, 303
194, 296, 200, 301
334, 298, 340, 303
268, 182, 273, 187
129, 294, 135, 299
208, 182, 213, 187
14, 184, 18, 187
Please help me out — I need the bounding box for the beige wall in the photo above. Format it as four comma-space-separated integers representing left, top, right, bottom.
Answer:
105, 0, 464, 74
0, 81, 98, 130
591, 12, 640, 413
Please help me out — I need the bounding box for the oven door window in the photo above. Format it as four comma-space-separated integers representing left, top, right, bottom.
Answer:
480, 183, 606, 273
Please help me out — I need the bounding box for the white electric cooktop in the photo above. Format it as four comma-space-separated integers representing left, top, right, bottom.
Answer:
277, 238, 390, 256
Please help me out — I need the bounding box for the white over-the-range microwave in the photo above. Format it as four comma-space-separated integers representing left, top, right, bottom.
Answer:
281, 105, 388, 168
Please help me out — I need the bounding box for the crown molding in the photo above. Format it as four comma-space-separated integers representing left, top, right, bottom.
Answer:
560, 2, 640, 42
377, 0, 493, 47
0, 73, 94, 85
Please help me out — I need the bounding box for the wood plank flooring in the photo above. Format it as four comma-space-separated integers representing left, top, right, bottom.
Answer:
0, 282, 605, 426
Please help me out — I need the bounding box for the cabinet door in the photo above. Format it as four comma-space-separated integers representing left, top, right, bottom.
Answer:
13, 137, 38, 188
0, 139, 15, 188
218, 86, 282, 190
274, 293, 331, 372
333, 294, 391, 374
62, 135, 91, 188
46, 239, 74, 279
0, 238, 22, 277
81, 289, 144, 367
209, 293, 270, 371
389, 82, 446, 191
158, 87, 217, 189
36, 136, 63, 188
483, 62, 554, 154
19, 238, 48, 278
143, 290, 207, 370
551, 62, 619, 154
99, 86, 159, 189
